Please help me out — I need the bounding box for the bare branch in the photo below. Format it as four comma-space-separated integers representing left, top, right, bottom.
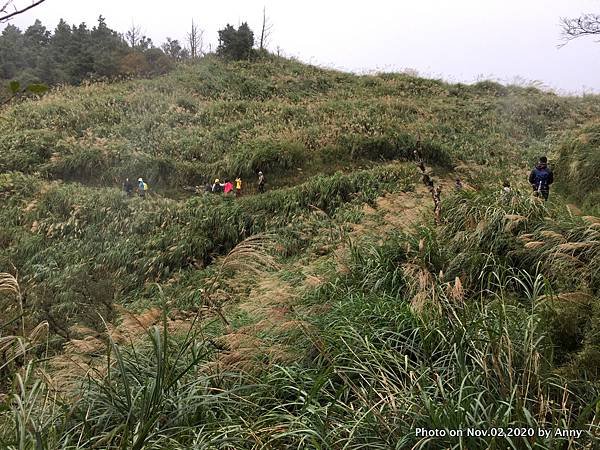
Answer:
559, 13, 600, 47
0, 0, 47, 22
0, 1, 15, 15
125, 22, 142, 48
259, 6, 273, 51
186, 20, 204, 58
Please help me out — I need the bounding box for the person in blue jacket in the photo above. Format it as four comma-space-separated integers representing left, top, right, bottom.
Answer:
528, 156, 554, 201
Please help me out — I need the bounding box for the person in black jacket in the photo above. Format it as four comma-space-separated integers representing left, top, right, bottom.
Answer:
528, 156, 554, 201
123, 178, 133, 197
257, 171, 266, 193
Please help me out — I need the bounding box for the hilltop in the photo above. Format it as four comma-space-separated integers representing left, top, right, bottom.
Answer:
1, 56, 600, 449
4, 55, 599, 188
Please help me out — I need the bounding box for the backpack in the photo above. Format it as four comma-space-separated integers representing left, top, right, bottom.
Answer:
143, 182, 148, 191
532, 168, 550, 190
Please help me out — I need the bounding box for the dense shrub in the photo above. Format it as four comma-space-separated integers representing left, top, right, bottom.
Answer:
470, 80, 509, 97
230, 140, 306, 177
0, 129, 60, 172
339, 133, 453, 167
555, 121, 600, 213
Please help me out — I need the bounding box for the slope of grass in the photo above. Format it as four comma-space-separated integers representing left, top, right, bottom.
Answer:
0, 164, 416, 345
3, 55, 598, 190
2, 190, 600, 449
1, 55, 600, 449
555, 120, 600, 214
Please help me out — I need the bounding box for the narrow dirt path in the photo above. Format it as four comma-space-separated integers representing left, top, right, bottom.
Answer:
46, 180, 435, 379
212, 184, 432, 370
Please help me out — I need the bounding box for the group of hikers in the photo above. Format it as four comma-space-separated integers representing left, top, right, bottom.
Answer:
204, 171, 266, 196
453, 156, 554, 201
121, 154, 554, 209
122, 177, 148, 198
207, 177, 243, 196
122, 171, 267, 198
419, 150, 553, 223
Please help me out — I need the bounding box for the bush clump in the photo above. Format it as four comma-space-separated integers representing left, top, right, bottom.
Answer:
555, 121, 600, 213
339, 132, 453, 167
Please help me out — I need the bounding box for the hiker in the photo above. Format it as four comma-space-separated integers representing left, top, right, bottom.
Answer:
528, 156, 554, 201
257, 171, 266, 193
224, 179, 234, 195
501, 180, 512, 203
235, 177, 242, 197
432, 185, 442, 224
137, 177, 146, 198
454, 178, 463, 191
123, 178, 133, 196
422, 173, 434, 189
414, 139, 423, 161
413, 148, 421, 163
212, 178, 223, 193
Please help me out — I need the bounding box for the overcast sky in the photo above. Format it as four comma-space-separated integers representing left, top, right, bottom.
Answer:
4, 0, 600, 93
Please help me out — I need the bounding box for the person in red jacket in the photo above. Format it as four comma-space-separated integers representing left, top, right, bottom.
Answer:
223, 180, 234, 195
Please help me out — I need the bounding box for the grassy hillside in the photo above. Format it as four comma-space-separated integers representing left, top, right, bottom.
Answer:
3, 55, 599, 188
1, 55, 600, 449
555, 120, 600, 214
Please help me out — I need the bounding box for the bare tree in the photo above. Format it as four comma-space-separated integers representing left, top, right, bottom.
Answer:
560, 13, 600, 47
259, 6, 273, 51
0, 0, 47, 22
125, 22, 143, 48
186, 20, 205, 58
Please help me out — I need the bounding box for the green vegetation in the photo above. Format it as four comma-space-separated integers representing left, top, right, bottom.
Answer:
555, 121, 600, 214
6, 55, 599, 189
0, 164, 415, 344
0, 16, 172, 94
1, 56, 600, 448
217, 22, 255, 60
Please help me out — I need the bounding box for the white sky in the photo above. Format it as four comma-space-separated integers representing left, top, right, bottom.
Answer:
3, 0, 600, 93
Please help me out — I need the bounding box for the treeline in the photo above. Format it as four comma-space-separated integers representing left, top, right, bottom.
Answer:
0, 16, 174, 88
1, 16, 264, 95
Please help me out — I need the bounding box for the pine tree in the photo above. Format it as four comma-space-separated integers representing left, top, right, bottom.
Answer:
217, 22, 254, 60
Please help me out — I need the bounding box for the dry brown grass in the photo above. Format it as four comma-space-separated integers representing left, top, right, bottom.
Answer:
0, 273, 49, 374
524, 241, 545, 249
48, 305, 196, 394
206, 233, 282, 326
0, 272, 21, 298
539, 230, 566, 241
556, 242, 593, 253
581, 216, 600, 225
504, 214, 527, 233
551, 292, 594, 304
449, 276, 465, 302
218, 233, 281, 275
402, 263, 438, 313
304, 274, 325, 288
519, 233, 535, 242
351, 186, 429, 239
